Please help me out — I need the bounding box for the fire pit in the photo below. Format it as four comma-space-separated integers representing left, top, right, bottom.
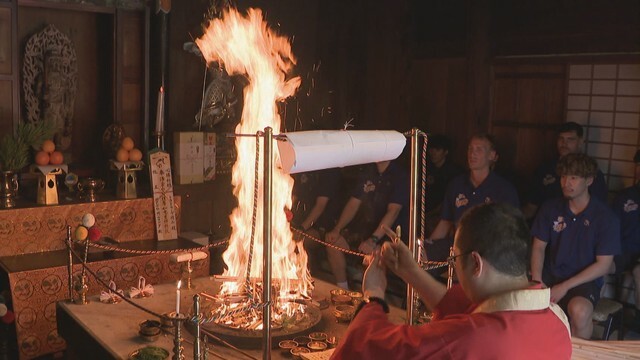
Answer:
191, 279, 323, 348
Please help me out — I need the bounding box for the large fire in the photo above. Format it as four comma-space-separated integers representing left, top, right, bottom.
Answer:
196, 8, 312, 327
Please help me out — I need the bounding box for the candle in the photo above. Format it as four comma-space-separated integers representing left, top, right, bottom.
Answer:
155, 86, 165, 133
176, 280, 182, 315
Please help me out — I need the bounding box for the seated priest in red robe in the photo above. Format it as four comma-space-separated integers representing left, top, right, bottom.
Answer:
331, 203, 572, 360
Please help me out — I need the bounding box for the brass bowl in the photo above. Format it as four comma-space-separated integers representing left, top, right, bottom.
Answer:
308, 332, 327, 342
330, 288, 347, 299
278, 339, 298, 351
333, 304, 355, 322
290, 346, 311, 358
332, 294, 352, 306
349, 291, 364, 306
292, 336, 311, 346
77, 177, 105, 202
326, 335, 338, 348
307, 340, 328, 352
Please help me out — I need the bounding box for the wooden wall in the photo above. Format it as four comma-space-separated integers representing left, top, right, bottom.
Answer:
146, 0, 640, 236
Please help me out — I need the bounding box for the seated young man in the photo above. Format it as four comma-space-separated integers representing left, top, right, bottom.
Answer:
331, 203, 571, 359
324, 160, 409, 290
531, 153, 620, 339
612, 150, 640, 330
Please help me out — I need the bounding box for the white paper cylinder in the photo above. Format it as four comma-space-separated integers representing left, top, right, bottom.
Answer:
277, 130, 406, 174
169, 251, 209, 263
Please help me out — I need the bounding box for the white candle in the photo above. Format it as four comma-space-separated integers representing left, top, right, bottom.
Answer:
155, 86, 165, 133
176, 280, 182, 315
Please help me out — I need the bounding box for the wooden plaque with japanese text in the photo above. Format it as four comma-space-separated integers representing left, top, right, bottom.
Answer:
149, 150, 178, 241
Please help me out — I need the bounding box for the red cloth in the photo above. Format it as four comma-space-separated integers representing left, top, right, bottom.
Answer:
330, 285, 571, 360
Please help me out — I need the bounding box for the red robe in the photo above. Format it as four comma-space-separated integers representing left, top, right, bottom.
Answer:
331, 285, 571, 360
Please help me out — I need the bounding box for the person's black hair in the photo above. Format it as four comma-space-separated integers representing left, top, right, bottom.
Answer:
470, 133, 497, 152
558, 122, 584, 138
455, 203, 530, 277
428, 134, 451, 151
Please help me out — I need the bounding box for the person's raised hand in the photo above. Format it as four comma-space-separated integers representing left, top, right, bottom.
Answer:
362, 250, 386, 300
381, 240, 417, 280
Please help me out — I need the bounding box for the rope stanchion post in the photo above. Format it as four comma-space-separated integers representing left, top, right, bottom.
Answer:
262, 127, 273, 360
65, 225, 73, 301
193, 294, 202, 360
407, 128, 421, 325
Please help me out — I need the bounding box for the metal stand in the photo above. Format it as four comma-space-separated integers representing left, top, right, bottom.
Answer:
66, 226, 74, 302
193, 295, 202, 360
407, 128, 420, 324
73, 238, 91, 304
182, 261, 194, 290
169, 312, 187, 360
153, 131, 165, 150
262, 127, 273, 360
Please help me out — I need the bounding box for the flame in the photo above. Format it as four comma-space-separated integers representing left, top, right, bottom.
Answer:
196, 8, 311, 302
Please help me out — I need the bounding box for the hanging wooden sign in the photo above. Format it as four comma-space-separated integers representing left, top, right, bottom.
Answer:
149, 150, 177, 241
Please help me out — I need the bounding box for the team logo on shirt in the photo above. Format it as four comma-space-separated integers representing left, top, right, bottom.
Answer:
584, 219, 590, 227
553, 216, 567, 233
623, 199, 638, 213
484, 197, 492, 204
363, 180, 376, 193
543, 174, 556, 186
455, 194, 469, 208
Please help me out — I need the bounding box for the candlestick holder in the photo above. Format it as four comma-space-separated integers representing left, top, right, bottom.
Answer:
73, 274, 89, 305
182, 261, 194, 290
166, 312, 188, 360
152, 131, 165, 151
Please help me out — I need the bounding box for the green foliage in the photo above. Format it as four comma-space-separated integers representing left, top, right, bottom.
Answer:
0, 121, 55, 171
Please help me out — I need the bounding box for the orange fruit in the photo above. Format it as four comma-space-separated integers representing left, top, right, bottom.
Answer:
129, 148, 143, 162
41, 139, 55, 153
49, 151, 64, 165
116, 148, 129, 162
35, 151, 50, 166
121, 137, 135, 151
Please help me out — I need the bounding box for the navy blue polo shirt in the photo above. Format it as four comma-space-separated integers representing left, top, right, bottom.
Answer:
351, 162, 409, 240
528, 159, 608, 206
531, 197, 621, 286
441, 171, 520, 224
612, 184, 640, 254
291, 168, 342, 230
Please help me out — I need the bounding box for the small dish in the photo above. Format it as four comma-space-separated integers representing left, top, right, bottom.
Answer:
334, 304, 355, 322
307, 340, 328, 351
308, 332, 327, 342
290, 346, 311, 358
279, 339, 298, 351
332, 294, 352, 305
326, 335, 338, 348
292, 335, 311, 345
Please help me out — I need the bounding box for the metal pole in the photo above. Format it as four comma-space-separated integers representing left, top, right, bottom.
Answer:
262, 127, 273, 359
66, 225, 73, 301
406, 128, 420, 325
193, 294, 202, 360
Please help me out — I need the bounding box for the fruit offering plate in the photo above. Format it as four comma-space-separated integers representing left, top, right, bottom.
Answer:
110, 160, 145, 171
31, 164, 68, 175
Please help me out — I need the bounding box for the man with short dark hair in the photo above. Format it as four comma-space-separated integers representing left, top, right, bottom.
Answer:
331, 203, 571, 359
531, 153, 620, 339
612, 149, 640, 330
523, 122, 608, 220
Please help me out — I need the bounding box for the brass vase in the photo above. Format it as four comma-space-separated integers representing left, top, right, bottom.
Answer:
0, 171, 19, 209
